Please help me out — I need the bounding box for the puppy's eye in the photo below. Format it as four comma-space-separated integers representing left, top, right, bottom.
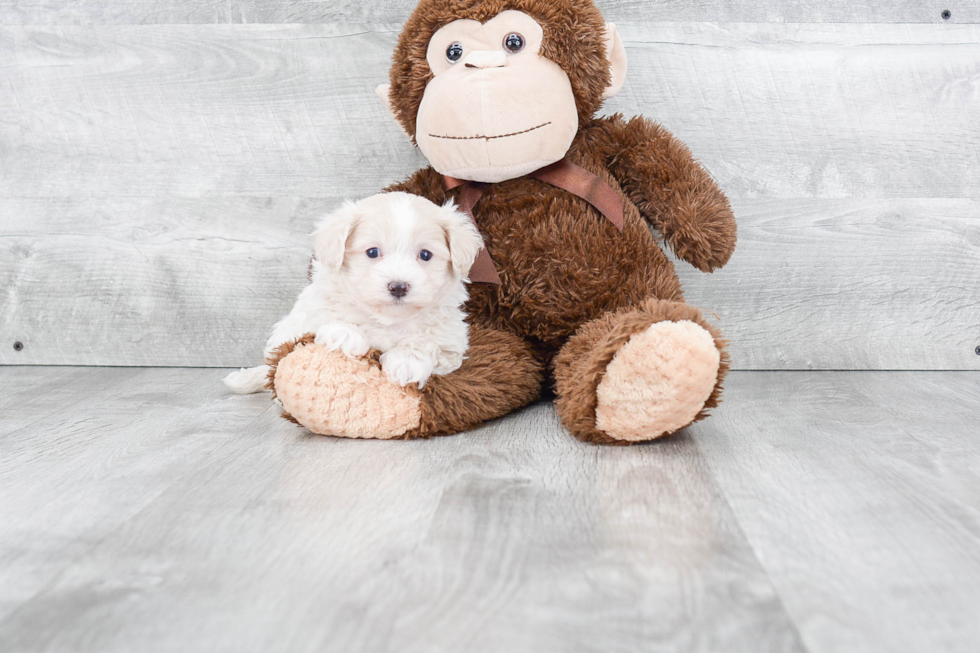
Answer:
418, 249, 433, 262
366, 248, 380, 259
446, 42, 464, 63
503, 33, 525, 53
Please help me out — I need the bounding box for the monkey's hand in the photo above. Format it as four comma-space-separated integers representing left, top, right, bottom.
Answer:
595, 114, 737, 272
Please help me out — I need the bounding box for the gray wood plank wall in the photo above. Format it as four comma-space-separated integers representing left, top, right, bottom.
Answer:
1, 1, 978, 25
1, 9, 978, 368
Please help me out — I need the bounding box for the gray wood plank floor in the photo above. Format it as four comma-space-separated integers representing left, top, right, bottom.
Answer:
1, 367, 977, 652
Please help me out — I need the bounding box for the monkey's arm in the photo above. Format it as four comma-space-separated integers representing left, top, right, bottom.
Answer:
591, 114, 736, 272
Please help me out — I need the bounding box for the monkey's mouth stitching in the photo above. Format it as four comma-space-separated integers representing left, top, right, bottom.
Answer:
428, 121, 551, 141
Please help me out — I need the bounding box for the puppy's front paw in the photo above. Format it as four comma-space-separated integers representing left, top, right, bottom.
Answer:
380, 348, 435, 388
433, 348, 464, 375
314, 321, 369, 358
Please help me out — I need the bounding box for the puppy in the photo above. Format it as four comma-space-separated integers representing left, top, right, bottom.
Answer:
223, 192, 483, 394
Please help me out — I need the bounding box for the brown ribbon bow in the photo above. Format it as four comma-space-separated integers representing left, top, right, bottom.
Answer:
441, 157, 625, 284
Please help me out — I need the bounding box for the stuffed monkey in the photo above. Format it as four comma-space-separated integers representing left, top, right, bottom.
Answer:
269, 0, 736, 444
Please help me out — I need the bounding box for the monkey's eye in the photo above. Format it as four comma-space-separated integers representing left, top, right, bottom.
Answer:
503, 33, 525, 53
446, 42, 464, 63
419, 249, 433, 262
366, 248, 380, 259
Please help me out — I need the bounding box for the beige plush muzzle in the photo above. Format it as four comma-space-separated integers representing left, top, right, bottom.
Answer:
414, 10, 580, 183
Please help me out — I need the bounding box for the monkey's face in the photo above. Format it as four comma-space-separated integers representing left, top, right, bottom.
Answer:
415, 10, 579, 183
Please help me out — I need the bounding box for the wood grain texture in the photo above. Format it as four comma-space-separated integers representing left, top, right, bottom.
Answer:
0, 366, 276, 624
2, 23, 978, 199
0, 366, 114, 435
0, 367, 806, 653
691, 371, 980, 653
606, 23, 980, 200
0, 1, 977, 25
0, 24, 425, 200
2, 198, 977, 369
1, 23, 978, 368
677, 199, 980, 371
2, 368, 979, 651
0, 197, 323, 366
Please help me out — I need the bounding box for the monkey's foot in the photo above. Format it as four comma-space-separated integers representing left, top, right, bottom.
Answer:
595, 320, 720, 441
554, 299, 729, 444
271, 339, 421, 439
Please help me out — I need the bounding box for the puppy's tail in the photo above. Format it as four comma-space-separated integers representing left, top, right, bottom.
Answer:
223, 365, 271, 394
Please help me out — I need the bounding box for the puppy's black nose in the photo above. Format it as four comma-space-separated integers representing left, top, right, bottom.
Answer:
388, 281, 410, 298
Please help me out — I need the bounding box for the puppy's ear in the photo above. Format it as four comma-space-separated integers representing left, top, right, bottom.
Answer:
439, 202, 484, 278
313, 201, 359, 270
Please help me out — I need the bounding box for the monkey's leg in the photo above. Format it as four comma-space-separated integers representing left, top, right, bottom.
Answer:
553, 298, 729, 444
268, 326, 543, 439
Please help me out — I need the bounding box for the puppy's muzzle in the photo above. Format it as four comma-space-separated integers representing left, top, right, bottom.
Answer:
388, 281, 410, 299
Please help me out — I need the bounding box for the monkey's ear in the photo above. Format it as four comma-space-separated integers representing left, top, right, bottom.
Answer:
602, 23, 628, 99
376, 83, 412, 139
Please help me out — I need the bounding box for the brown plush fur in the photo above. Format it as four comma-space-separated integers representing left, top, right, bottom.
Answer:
386, 114, 736, 363
589, 116, 737, 272
381, 110, 737, 442
406, 326, 544, 437
389, 0, 612, 140
271, 0, 737, 443
553, 298, 730, 445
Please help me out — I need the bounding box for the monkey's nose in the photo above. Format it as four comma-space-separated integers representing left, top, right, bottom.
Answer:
388, 281, 410, 298
463, 50, 507, 69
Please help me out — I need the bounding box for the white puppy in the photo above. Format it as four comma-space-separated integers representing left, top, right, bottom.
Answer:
224, 192, 483, 394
